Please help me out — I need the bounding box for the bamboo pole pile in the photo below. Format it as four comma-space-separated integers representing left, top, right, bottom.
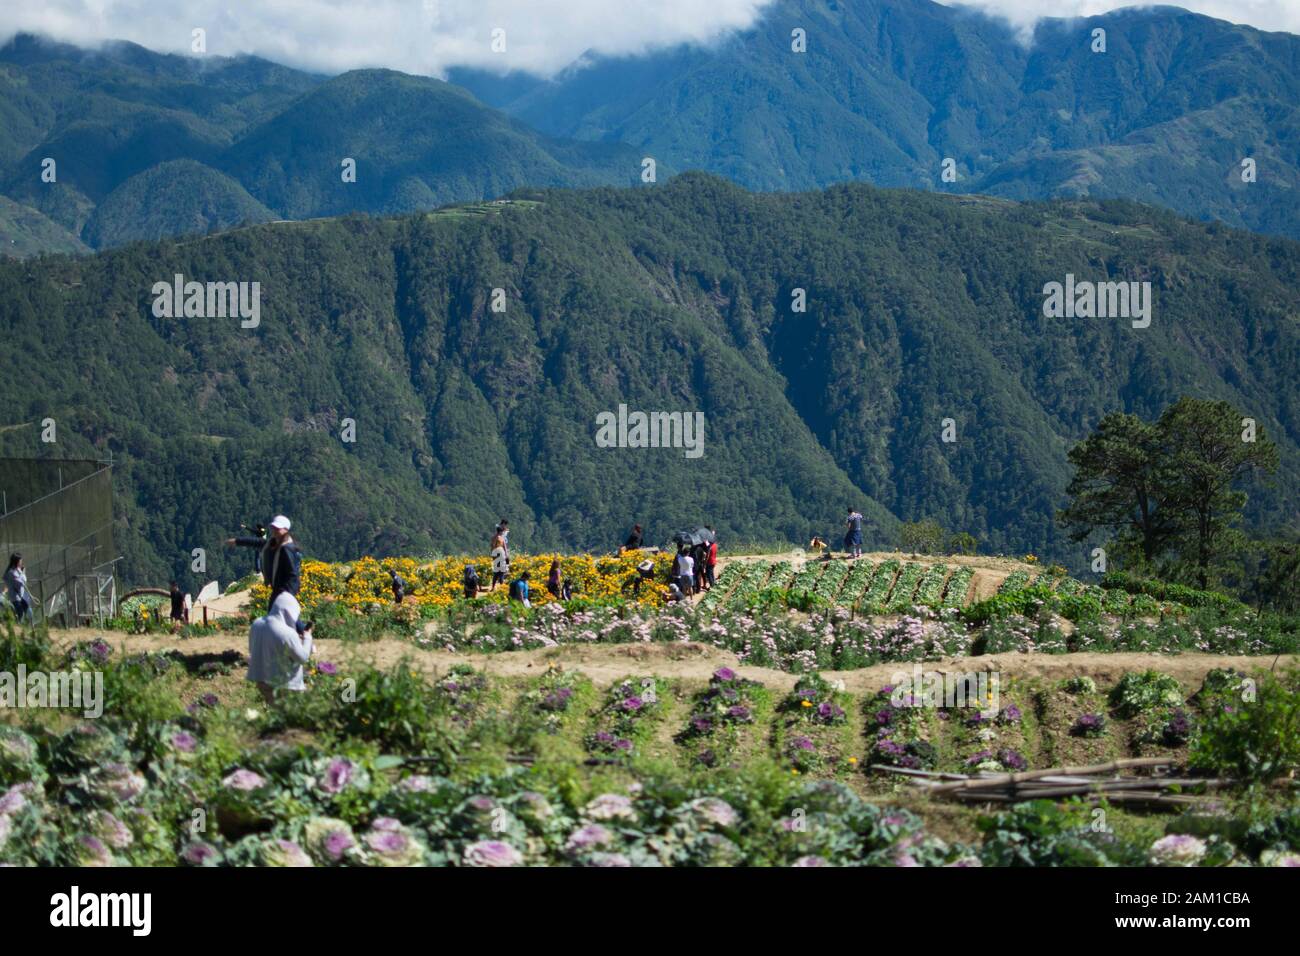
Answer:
874, 757, 1233, 807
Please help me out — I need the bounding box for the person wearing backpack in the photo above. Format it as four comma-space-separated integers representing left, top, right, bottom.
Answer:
509, 571, 532, 608
463, 565, 481, 599
692, 543, 708, 592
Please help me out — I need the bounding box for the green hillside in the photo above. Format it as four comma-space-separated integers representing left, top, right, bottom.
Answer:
0, 194, 88, 258
83, 160, 276, 247
0, 38, 646, 254
0, 175, 1296, 588
221, 70, 645, 219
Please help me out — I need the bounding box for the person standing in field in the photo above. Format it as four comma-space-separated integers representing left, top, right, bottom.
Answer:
246, 591, 314, 704
693, 542, 708, 592
389, 569, 406, 604
547, 558, 563, 599
622, 524, 644, 553
228, 514, 302, 606
844, 508, 864, 559
674, 547, 695, 596
705, 529, 718, 590
169, 581, 185, 630
489, 531, 509, 592
4, 554, 34, 624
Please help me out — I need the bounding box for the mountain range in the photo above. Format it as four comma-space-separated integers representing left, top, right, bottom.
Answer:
1, 174, 1295, 586
2, 0, 1298, 255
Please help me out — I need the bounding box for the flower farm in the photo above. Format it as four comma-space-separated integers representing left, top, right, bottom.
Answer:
3, 549, 1298, 868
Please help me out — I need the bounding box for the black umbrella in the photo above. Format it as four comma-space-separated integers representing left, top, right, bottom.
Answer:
692, 527, 716, 544
671, 529, 705, 547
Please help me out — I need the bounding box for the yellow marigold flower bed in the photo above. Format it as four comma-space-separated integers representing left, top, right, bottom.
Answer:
251, 550, 675, 612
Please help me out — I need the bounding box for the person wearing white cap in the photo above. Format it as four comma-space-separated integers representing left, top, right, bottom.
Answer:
227, 514, 303, 605
247, 590, 313, 703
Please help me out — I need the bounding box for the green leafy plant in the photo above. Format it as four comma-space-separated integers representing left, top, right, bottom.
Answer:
1189, 668, 1300, 784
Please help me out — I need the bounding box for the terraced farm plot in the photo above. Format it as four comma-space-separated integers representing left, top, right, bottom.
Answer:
839, 561, 876, 607
942, 567, 974, 607
885, 563, 925, 612
787, 562, 825, 596
913, 564, 950, 607
999, 569, 1034, 593
859, 560, 900, 612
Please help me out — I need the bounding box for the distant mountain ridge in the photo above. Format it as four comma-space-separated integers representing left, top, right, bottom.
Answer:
2, 0, 1298, 255
0, 35, 645, 254
453, 0, 1300, 239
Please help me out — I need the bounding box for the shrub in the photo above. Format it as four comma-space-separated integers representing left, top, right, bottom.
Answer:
268, 660, 460, 767
0, 618, 50, 672
978, 800, 1147, 867
1189, 668, 1300, 784
1108, 671, 1184, 718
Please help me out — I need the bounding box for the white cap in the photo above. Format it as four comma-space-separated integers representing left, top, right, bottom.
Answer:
269, 515, 291, 531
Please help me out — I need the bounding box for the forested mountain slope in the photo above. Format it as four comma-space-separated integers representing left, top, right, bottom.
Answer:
1, 174, 1295, 585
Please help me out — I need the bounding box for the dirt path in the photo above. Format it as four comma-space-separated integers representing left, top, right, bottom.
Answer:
54, 630, 1295, 694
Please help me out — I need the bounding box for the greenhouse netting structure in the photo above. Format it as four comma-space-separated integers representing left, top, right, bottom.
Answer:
0, 458, 117, 626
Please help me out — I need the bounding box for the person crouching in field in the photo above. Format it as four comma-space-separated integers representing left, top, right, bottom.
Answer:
509, 571, 532, 608
247, 591, 314, 704
389, 569, 406, 604
463, 564, 481, 599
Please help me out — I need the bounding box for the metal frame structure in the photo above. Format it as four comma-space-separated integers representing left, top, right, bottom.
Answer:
0, 458, 118, 626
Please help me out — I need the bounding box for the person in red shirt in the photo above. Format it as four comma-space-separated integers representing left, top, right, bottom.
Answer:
704, 530, 718, 590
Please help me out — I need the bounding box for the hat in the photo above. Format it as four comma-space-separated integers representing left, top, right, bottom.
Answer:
269, 515, 291, 531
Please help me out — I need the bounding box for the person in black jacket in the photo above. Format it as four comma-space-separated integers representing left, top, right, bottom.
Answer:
622, 524, 644, 553
227, 514, 302, 605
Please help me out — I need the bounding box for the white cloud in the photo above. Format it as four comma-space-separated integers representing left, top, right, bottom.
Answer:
0, 0, 776, 76
0, 1, 1296, 79
941, 1, 1300, 37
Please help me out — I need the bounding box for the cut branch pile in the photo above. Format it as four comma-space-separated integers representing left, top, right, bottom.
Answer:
874, 757, 1234, 808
